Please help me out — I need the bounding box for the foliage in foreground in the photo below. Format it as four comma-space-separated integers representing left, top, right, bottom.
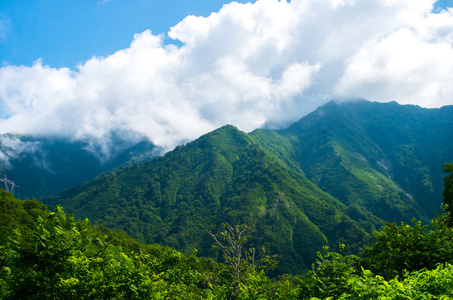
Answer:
0, 196, 298, 299
0, 206, 212, 299
2, 203, 453, 299
309, 261, 453, 299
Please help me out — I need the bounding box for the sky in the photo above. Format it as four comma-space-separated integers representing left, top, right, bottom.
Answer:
0, 0, 453, 158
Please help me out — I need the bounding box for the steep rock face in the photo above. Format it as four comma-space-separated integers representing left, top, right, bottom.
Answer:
251, 100, 453, 222
50, 125, 371, 274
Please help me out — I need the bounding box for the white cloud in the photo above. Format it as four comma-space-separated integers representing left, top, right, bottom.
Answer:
335, 27, 453, 106
335, 4, 453, 106
0, 135, 44, 168
0, 13, 11, 42
0, 0, 453, 157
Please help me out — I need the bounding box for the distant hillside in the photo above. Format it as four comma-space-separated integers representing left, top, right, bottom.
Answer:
0, 135, 156, 199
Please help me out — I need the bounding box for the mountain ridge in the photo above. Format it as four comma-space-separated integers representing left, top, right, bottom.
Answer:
48, 123, 374, 274
251, 100, 453, 221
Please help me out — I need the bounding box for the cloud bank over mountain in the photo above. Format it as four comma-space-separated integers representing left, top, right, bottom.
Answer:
0, 0, 452, 153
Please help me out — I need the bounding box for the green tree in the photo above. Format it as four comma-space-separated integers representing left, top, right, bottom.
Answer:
359, 217, 453, 279
443, 163, 453, 225
302, 243, 359, 299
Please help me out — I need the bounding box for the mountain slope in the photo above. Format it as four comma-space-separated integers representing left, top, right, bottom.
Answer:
251, 100, 453, 222
49, 125, 373, 274
335, 101, 453, 216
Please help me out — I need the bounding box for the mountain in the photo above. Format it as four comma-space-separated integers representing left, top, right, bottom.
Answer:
251, 100, 453, 222
0, 135, 156, 200
33, 100, 453, 273
48, 125, 373, 274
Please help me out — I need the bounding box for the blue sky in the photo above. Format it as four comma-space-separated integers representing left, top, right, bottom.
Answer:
0, 0, 449, 68
436, 0, 453, 10
0, 0, 453, 155
0, 0, 255, 68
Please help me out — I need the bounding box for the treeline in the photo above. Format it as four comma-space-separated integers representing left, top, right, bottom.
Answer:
1, 163, 453, 299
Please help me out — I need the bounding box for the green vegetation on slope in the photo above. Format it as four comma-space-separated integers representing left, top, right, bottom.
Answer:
0, 189, 47, 244
47, 125, 372, 274
251, 100, 453, 223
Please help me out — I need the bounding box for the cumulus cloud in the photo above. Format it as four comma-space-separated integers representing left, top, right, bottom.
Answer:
335, 4, 453, 105
0, 0, 452, 157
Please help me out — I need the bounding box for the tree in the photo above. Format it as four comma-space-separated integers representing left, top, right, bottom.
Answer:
207, 222, 278, 297
443, 163, 453, 225
359, 218, 453, 279
302, 243, 359, 299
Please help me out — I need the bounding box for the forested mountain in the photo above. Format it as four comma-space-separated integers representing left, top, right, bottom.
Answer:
0, 135, 156, 199
12, 99, 453, 274
252, 100, 453, 222
48, 125, 373, 274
